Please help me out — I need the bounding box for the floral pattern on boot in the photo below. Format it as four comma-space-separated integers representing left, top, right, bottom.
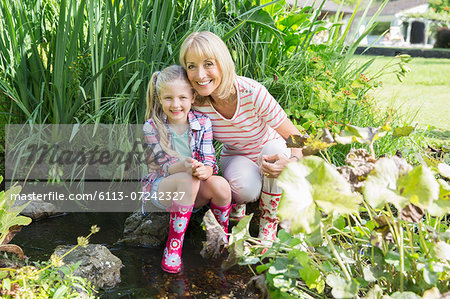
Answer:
258, 191, 281, 242
230, 203, 246, 220
161, 203, 193, 273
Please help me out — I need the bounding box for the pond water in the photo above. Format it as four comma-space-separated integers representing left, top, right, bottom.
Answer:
13, 212, 256, 298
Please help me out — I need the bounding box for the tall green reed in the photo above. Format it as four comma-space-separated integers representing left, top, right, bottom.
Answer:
0, 0, 191, 124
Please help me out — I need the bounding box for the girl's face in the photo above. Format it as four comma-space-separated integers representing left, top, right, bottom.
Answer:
184, 51, 222, 98
159, 79, 194, 125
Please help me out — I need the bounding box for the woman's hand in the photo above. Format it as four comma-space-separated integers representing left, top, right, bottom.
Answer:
261, 154, 297, 178
191, 159, 213, 180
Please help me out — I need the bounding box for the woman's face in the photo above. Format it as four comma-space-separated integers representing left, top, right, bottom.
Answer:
184, 51, 222, 98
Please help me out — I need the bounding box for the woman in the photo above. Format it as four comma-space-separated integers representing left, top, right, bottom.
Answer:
179, 31, 303, 244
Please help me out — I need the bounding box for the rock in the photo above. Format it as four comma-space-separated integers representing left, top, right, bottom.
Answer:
18, 200, 65, 220
53, 244, 122, 289
119, 211, 169, 247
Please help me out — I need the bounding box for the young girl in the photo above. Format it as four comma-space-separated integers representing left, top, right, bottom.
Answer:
141, 65, 231, 273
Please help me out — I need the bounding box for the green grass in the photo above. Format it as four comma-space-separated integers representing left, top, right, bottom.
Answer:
353, 56, 450, 132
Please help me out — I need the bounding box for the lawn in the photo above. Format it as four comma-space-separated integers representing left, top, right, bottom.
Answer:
352, 56, 450, 133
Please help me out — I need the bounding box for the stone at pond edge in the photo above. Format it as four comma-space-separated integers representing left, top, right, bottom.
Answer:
119, 212, 169, 247
53, 244, 122, 289
18, 199, 65, 220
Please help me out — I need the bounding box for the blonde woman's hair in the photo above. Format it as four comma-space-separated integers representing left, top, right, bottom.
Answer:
179, 31, 236, 103
145, 65, 192, 159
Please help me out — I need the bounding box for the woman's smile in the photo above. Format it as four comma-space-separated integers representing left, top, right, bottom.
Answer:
197, 80, 212, 86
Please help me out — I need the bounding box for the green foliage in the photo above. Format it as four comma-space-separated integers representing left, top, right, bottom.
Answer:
0, 0, 198, 124
429, 0, 450, 14
368, 21, 390, 35
278, 156, 361, 234
227, 153, 450, 298
0, 176, 31, 245
0, 225, 100, 298
0, 261, 95, 298
334, 122, 390, 157
332, 0, 358, 6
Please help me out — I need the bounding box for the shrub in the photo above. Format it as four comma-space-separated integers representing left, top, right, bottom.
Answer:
224, 153, 450, 298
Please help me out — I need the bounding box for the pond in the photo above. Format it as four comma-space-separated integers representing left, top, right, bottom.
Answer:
13, 212, 256, 298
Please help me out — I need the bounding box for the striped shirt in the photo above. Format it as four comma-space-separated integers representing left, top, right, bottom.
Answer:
194, 76, 287, 162
141, 110, 218, 193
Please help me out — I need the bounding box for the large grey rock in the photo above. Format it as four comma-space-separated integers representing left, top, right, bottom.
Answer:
53, 244, 122, 289
19, 200, 64, 220
119, 211, 169, 247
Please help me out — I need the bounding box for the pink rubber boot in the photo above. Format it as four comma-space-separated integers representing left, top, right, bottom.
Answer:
210, 202, 231, 233
161, 203, 193, 273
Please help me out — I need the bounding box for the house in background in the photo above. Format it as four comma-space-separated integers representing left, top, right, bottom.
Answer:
355, 0, 436, 47
287, 0, 354, 19
286, 0, 354, 43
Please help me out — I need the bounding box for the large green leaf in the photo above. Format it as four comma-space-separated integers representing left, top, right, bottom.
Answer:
325, 274, 359, 299
228, 214, 252, 245
334, 124, 388, 146
0, 182, 31, 245
277, 160, 316, 234
1, 215, 31, 228
438, 163, 450, 179
390, 291, 421, 299
428, 179, 450, 217
302, 157, 361, 214
397, 165, 439, 209
365, 158, 440, 211
278, 157, 361, 234
222, 239, 245, 271
364, 158, 412, 210
392, 126, 414, 138
295, 251, 321, 288
433, 241, 450, 261
1, 184, 22, 211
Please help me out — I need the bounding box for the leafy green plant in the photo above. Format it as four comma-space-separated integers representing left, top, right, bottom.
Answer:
0, 176, 31, 259
0, 225, 100, 298
428, 0, 449, 14
225, 154, 449, 298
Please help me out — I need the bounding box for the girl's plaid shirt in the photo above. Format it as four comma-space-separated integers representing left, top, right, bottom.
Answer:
141, 110, 218, 192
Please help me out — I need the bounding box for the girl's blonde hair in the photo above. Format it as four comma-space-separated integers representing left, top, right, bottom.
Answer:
145, 65, 193, 159
179, 31, 236, 103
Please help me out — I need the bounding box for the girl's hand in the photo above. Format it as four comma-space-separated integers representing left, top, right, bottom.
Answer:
184, 157, 194, 171
192, 161, 213, 180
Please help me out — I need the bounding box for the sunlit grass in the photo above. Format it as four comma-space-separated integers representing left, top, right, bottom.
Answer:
352, 56, 450, 133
